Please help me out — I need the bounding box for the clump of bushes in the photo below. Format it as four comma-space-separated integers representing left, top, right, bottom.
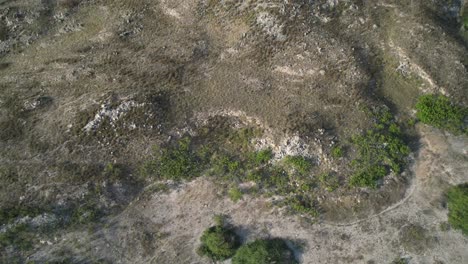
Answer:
447, 184, 468, 235
198, 221, 240, 261
415, 94, 466, 134
141, 137, 201, 180
284, 156, 312, 175
232, 238, 297, 264
0, 206, 43, 225
350, 108, 410, 188
198, 216, 296, 263
0, 223, 34, 251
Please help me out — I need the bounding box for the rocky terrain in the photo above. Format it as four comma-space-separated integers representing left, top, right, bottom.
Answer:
0, 0, 467, 263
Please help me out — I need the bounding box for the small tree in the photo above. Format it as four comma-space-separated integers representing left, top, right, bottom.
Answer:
198, 225, 240, 261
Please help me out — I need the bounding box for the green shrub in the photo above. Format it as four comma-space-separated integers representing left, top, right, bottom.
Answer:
70, 203, 102, 226
232, 238, 296, 264
264, 167, 290, 192
287, 195, 319, 217
349, 165, 387, 188
318, 173, 339, 192
415, 94, 466, 134
447, 184, 468, 235
198, 226, 240, 261
0, 206, 43, 225
284, 156, 312, 175
213, 214, 226, 226
102, 163, 125, 181
210, 153, 243, 179
350, 108, 410, 188
141, 137, 200, 180
0, 223, 34, 251
228, 187, 243, 202
249, 149, 273, 166
331, 146, 343, 158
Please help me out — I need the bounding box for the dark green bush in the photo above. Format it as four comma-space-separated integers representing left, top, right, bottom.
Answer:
232, 238, 296, 264
198, 226, 240, 261
415, 94, 466, 134
447, 184, 468, 235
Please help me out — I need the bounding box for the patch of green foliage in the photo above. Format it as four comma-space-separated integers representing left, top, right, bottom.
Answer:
228, 186, 243, 202
232, 238, 297, 264
248, 149, 273, 166
447, 184, 468, 235
70, 203, 102, 226
286, 195, 319, 217
392, 257, 408, 264
102, 163, 124, 181
0, 206, 43, 225
284, 156, 312, 175
350, 108, 410, 188
140, 128, 320, 218
141, 137, 200, 180
0, 223, 34, 251
318, 172, 339, 192
331, 146, 343, 158
210, 153, 242, 180
463, 12, 468, 30
198, 225, 240, 261
415, 94, 467, 134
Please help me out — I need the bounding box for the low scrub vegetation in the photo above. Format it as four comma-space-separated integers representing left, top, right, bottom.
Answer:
331, 146, 343, 158
283, 156, 312, 175
0, 206, 43, 225
0, 223, 35, 252
415, 94, 467, 134
447, 184, 468, 235
228, 186, 243, 202
140, 108, 410, 217
232, 238, 297, 264
350, 108, 410, 188
141, 137, 200, 180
